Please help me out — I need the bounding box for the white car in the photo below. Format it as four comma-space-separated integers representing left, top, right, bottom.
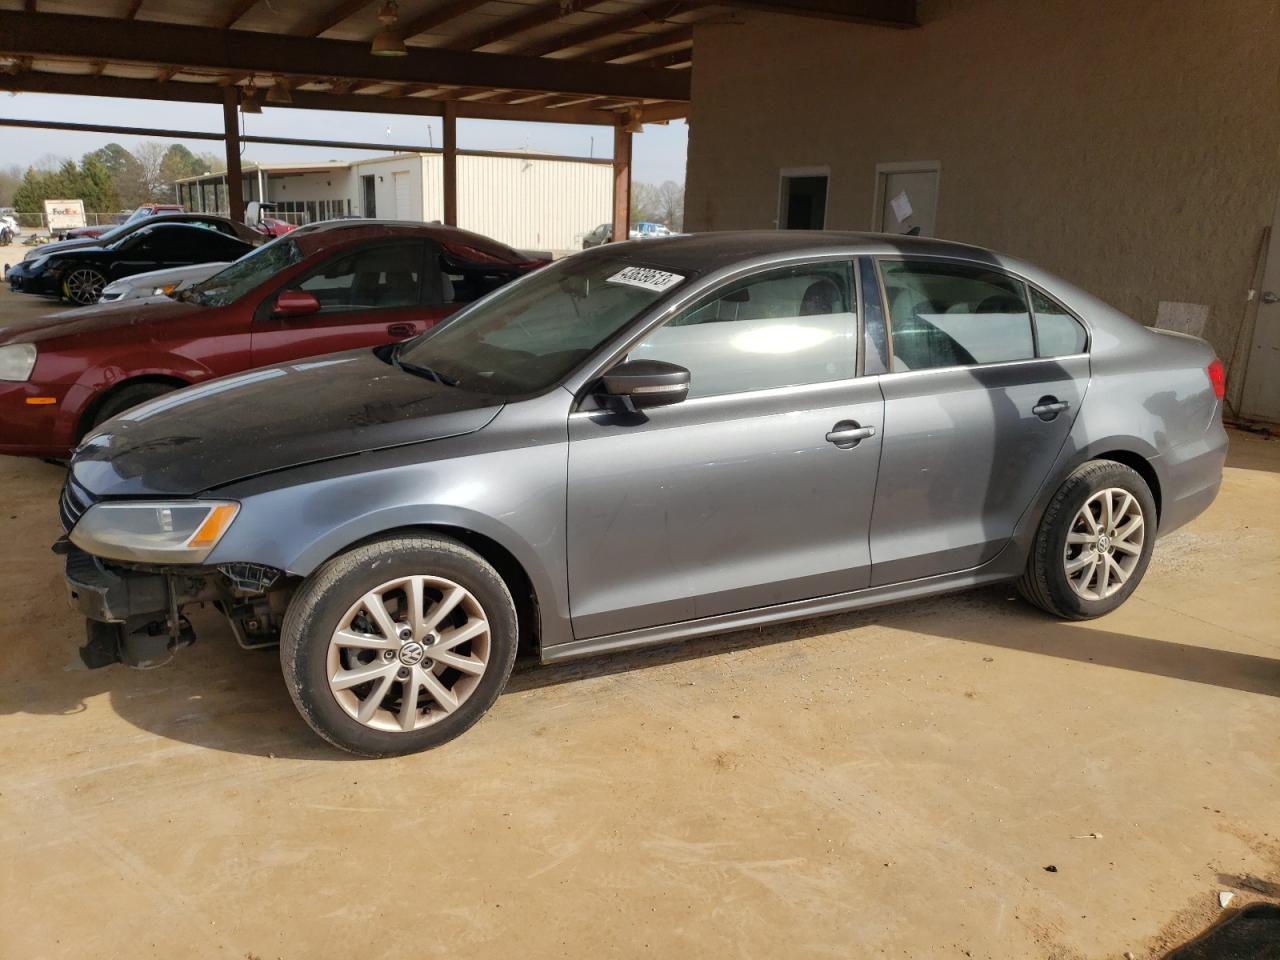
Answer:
98, 261, 230, 303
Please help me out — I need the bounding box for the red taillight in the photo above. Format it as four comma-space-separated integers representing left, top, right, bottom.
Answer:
1207, 358, 1225, 399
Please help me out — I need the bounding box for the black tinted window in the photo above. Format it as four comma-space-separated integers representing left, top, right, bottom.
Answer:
1031, 288, 1087, 356
880, 260, 1033, 372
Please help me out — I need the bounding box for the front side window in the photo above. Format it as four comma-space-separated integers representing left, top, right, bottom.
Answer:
297, 240, 425, 311
880, 259, 1034, 372
396, 255, 692, 396
1030, 287, 1087, 356
185, 236, 303, 307
631, 261, 857, 399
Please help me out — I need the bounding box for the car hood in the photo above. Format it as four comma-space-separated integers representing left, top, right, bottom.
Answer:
23, 236, 102, 260
68, 348, 504, 497
0, 297, 202, 345
106, 262, 229, 288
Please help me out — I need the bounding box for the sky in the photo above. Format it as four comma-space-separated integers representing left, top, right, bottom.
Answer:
0, 91, 689, 185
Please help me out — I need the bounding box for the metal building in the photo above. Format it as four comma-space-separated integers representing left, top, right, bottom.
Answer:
177, 149, 613, 254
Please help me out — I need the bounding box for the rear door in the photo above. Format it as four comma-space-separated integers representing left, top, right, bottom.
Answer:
868, 257, 1090, 585
250, 238, 452, 367
566, 258, 884, 638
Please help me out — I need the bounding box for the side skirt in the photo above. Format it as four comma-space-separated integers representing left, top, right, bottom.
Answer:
540, 562, 1019, 664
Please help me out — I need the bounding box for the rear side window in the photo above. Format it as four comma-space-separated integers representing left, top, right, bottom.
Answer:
880, 259, 1034, 372
1030, 288, 1087, 356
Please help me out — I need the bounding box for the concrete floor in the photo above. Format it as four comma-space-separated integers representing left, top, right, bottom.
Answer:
1, 280, 1278, 958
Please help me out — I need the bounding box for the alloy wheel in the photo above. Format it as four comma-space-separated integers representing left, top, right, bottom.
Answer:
64, 269, 105, 305
1062, 487, 1145, 601
325, 575, 491, 733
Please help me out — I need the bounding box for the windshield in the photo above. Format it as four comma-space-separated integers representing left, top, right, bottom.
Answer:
185, 236, 303, 307
396, 254, 692, 396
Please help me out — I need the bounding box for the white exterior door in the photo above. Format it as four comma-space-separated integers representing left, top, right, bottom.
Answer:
393, 172, 411, 219
875, 163, 939, 238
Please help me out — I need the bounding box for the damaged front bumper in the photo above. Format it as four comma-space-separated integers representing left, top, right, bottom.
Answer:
63, 545, 289, 669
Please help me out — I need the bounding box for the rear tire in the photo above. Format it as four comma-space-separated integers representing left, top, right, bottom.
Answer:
88, 381, 178, 431
280, 534, 518, 757
1017, 459, 1157, 620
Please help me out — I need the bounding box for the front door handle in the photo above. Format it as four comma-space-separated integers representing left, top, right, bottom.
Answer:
387, 322, 416, 338
826, 421, 876, 449
1033, 396, 1070, 421
1262, 290, 1279, 304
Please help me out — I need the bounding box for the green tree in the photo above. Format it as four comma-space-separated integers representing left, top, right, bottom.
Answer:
159, 143, 211, 186
85, 143, 146, 208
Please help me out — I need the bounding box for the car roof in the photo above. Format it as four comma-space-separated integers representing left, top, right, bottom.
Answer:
288, 219, 534, 265
584, 230, 1027, 275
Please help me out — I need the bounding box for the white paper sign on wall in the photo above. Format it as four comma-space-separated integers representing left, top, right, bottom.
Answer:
890, 191, 913, 224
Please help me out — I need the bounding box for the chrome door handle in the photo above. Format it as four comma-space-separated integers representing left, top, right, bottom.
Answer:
826, 421, 876, 448
1032, 397, 1070, 421
1262, 290, 1279, 304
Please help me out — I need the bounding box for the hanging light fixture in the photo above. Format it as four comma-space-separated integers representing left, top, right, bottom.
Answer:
371, 0, 408, 57
240, 82, 263, 114
266, 78, 293, 104
623, 109, 644, 134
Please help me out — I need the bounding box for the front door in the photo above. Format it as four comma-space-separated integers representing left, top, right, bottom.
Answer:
1240, 190, 1280, 422
875, 165, 939, 237
251, 238, 449, 367
868, 257, 1090, 584
567, 259, 883, 639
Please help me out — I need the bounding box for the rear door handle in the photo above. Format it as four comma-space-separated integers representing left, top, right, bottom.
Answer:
826, 421, 876, 448
1032, 396, 1070, 421
387, 322, 416, 338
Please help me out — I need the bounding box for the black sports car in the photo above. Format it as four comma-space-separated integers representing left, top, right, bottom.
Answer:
14, 223, 257, 305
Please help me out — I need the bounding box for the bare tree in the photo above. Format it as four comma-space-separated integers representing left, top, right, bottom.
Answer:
655, 180, 684, 231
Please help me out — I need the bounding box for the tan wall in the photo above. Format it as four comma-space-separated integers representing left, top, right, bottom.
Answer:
685, 0, 1280, 358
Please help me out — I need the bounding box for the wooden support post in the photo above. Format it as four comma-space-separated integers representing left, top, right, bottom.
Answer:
443, 101, 458, 227
221, 87, 245, 223
611, 122, 631, 242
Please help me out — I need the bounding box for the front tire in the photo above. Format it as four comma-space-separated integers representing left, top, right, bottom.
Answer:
88, 381, 178, 432
63, 267, 107, 305
1018, 460, 1157, 620
280, 534, 518, 757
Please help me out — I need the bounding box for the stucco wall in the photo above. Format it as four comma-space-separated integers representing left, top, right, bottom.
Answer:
685, 0, 1280, 359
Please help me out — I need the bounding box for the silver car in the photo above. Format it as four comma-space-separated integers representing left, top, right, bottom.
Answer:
60, 232, 1227, 756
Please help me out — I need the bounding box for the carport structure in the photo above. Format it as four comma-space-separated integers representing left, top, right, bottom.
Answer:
0, 0, 916, 240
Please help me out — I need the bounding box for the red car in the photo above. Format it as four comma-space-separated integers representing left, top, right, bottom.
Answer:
0, 221, 547, 458
66, 204, 186, 240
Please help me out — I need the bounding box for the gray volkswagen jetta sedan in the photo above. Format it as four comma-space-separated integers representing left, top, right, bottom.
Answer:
59, 232, 1227, 756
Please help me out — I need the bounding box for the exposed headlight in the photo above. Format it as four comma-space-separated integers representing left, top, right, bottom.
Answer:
70, 501, 240, 564
153, 283, 178, 296
0, 343, 37, 381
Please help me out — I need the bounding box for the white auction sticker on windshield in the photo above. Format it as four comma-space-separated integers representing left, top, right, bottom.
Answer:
606, 266, 684, 292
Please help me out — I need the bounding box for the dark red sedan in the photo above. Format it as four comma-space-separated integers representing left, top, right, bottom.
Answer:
0, 221, 547, 458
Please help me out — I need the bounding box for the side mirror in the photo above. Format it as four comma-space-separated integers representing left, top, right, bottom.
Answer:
600, 359, 690, 410
272, 289, 320, 318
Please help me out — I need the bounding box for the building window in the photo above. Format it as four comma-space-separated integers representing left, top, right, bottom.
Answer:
778, 168, 829, 230
362, 175, 376, 218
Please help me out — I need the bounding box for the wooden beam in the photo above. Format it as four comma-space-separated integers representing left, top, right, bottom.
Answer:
155, 66, 181, 82
444, 0, 604, 52
221, 87, 245, 222
296, 0, 372, 37
726, 0, 917, 27
442, 101, 457, 227
601, 27, 692, 62
23, 0, 36, 10
515, 1, 706, 57
0, 72, 637, 125
0, 11, 691, 101
125, 0, 145, 18
216, 0, 262, 30
611, 123, 631, 242
397, 0, 490, 42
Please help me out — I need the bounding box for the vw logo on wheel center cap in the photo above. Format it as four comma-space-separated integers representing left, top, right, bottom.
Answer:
398, 641, 426, 666
1097, 534, 1111, 550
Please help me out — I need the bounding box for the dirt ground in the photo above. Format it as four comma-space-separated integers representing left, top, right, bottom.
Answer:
0, 279, 1278, 958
